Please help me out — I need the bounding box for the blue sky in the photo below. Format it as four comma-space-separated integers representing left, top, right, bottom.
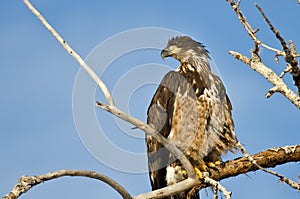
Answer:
1, 1, 299, 199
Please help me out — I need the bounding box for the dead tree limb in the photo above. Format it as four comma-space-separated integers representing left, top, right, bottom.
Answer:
227, 0, 300, 107
255, 4, 300, 96
229, 50, 300, 109
23, 0, 114, 105
135, 144, 300, 199
2, 170, 132, 199
3, 145, 299, 199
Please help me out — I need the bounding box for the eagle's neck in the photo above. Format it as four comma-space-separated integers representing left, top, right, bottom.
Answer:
177, 55, 211, 76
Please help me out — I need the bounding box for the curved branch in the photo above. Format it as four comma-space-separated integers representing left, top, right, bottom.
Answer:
2, 170, 132, 199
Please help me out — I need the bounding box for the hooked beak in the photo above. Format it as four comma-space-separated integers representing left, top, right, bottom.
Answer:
161, 48, 171, 59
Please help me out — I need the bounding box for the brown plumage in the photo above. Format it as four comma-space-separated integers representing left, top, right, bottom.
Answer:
146, 36, 237, 199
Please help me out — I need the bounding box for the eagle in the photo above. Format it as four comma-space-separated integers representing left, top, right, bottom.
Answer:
146, 36, 237, 199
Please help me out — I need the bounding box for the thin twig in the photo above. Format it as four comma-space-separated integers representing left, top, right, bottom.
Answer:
227, 0, 259, 43
203, 173, 231, 199
255, 3, 300, 95
279, 64, 293, 78
255, 4, 289, 54
2, 170, 132, 199
23, 0, 114, 105
213, 185, 218, 199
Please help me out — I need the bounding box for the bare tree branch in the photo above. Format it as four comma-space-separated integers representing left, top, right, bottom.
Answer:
227, 0, 300, 108
255, 4, 300, 96
202, 173, 231, 199
3, 145, 299, 199
2, 170, 132, 199
226, 0, 258, 43
235, 142, 300, 191
210, 145, 300, 189
229, 50, 300, 109
23, 0, 114, 105
135, 144, 300, 199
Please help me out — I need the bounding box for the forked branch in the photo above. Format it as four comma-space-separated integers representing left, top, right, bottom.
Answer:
229, 51, 300, 109
227, 0, 300, 107
255, 4, 300, 96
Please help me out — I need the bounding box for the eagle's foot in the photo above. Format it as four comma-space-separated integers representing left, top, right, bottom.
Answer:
183, 162, 219, 179
204, 160, 222, 173
194, 167, 205, 179
207, 160, 221, 168
180, 167, 205, 179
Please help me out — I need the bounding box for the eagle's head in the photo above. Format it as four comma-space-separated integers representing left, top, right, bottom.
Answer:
161, 36, 210, 70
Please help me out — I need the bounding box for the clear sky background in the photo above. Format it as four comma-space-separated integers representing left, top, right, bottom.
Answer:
1, 1, 299, 199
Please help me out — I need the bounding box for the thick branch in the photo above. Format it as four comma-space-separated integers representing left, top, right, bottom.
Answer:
211, 145, 300, 183
135, 145, 300, 199
229, 50, 300, 109
2, 170, 132, 199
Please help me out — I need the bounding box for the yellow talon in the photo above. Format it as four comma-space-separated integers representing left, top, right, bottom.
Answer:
198, 164, 208, 172
182, 169, 187, 177
194, 167, 204, 179
207, 162, 215, 168
207, 161, 221, 168
214, 160, 221, 166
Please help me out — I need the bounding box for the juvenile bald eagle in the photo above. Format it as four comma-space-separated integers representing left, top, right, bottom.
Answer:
146, 36, 237, 199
